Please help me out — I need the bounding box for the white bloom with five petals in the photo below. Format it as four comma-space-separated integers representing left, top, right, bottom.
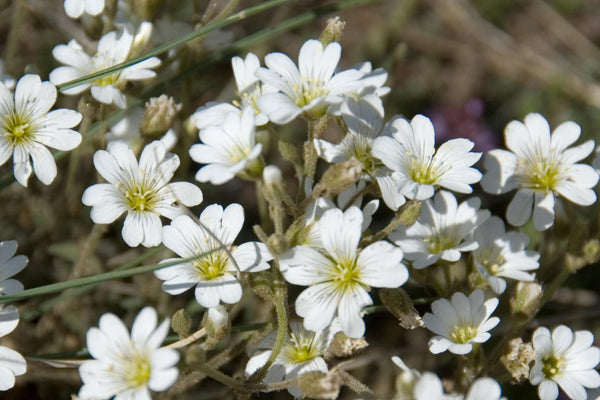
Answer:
78, 307, 180, 400
280, 206, 408, 338
390, 191, 490, 269
423, 290, 500, 355
481, 113, 598, 231
82, 140, 203, 247
256, 39, 364, 124
0, 74, 82, 186
529, 325, 600, 400
155, 203, 272, 308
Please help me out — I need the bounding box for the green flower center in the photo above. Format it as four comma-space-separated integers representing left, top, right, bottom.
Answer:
408, 156, 440, 185
476, 248, 505, 276
426, 227, 459, 254
124, 185, 158, 212
194, 251, 229, 280
518, 156, 562, 192
542, 354, 563, 378
3, 113, 35, 146
282, 332, 321, 364
449, 324, 478, 344
329, 257, 363, 292
296, 78, 329, 107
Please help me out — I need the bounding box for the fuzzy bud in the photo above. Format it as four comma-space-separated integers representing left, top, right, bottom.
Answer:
314, 159, 362, 198
319, 17, 345, 46
171, 308, 192, 339
583, 239, 600, 263
297, 371, 342, 400
141, 95, 182, 138
379, 288, 423, 329
131, 22, 154, 56
500, 338, 535, 383
324, 332, 368, 359
279, 141, 300, 164
510, 281, 542, 318
396, 200, 422, 226
201, 305, 230, 350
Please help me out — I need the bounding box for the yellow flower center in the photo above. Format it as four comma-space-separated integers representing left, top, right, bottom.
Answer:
449, 324, 478, 344
124, 350, 151, 388
426, 227, 459, 254
329, 257, 363, 292
194, 251, 229, 280
517, 155, 563, 192
477, 248, 505, 276
123, 185, 158, 212
281, 331, 321, 364
295, 77, 329, 107
408, 156, 440, 185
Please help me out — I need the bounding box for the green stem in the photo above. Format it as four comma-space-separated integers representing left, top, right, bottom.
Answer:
0, 252, 207, 304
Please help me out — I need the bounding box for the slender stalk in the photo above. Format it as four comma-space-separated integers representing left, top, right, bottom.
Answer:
166, 328, 207, 349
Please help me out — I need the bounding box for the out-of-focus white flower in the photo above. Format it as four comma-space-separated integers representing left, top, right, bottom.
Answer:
372, 114, 482, 201
530, 325, 600, 400
482, 113, 598, 231
245, 321, 339, 397
0, 61, 15, 91
82, 140, 203, 247
64, 0, 105, 18
256, 39, 364, 124
155, 204, 272, 308
0, 305, 26, 391
423, 290, 499, 355
78, 307, 180, 400
192, 53, 274, 129
0, 241, 27, 296
50, 28, 161, 109
464, 377, 506, 400
390, 191, 490, 269
280, 206, 408, 338
105, 108, 144, 150
189, 108, 263, 185
0, 74, 82, 186
471, 216, 539, 294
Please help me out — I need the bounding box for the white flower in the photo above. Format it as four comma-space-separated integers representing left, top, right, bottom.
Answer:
189, 108, 263, 185
389, 191, 490, 269
0, 241, 27, 296
155, 203, 272, 308
82, 140, 203, 247
78, 307, 180, 400
372, 114, 482, 201
192, 53, 274, 129
50, 28, 161, 109
245, 321, 339, 397
471, 216, 539, 294
423, 290, 499, 355
464, 377, 506, 400
0, 74, 82, 186
0, 305, 26, 391
280, 206, 408, 338
530, 325, 600, 400
256, 39, 364, 124
481, 113, 598, 231
64, 0, 105, 18
314, 94, 406, 210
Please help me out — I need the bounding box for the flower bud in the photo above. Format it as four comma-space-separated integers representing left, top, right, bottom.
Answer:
314, 159, 362, 198
263, 165, 282, 186
510, 281, 542, 318
171, 308, 192, 339
140, 95, 181, 138
324, 332, 368, 360
396, 200, 421, 226
201, 305, 230, 350
131, 22, 154, 56
319, 17, 345, 46
297, 371, 342, 400
379, 288, 423, 329
500, 338, 535, 383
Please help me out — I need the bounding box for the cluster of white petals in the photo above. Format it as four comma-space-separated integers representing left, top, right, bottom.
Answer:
482, 113, 598, 231
529, 325, 600, 400
78, 307, 179, 400
423, 290, 500, 355
390, 190, 490, 269
155, 203, 272, 308
0, 74, 82, 186
280, 206, 408, 338
82, 140, 203, 247
245, 321, 339, 397
50, 28, 161, 108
